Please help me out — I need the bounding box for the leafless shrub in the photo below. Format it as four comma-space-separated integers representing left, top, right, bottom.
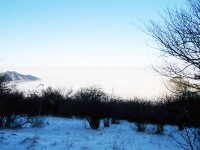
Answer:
135, 122, 146, 132
155, 124, 164, 135
103, 118, 110, 127
111, 119, 120, 124
170, 127, 200, 150
86, 116, 100, 130
30, 116, 45, 128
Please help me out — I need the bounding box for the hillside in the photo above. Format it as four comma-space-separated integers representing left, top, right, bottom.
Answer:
1, 71, 40, 82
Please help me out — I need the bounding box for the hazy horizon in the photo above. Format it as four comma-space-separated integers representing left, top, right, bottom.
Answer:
2, 67, 166, 99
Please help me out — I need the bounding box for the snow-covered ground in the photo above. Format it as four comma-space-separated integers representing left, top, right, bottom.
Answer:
0, 117, 185, 150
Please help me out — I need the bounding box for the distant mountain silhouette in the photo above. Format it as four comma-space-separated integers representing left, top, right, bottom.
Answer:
1, 71, 40, 82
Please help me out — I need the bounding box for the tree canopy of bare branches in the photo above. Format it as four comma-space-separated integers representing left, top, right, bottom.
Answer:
148, 0, 200, 91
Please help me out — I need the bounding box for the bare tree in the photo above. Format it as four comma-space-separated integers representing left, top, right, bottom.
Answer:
146, 1, 200, 149
147, 0, 200, 91
170, 127, 200, 150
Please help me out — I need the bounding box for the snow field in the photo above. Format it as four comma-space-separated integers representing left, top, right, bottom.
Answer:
0, 117, 185, 150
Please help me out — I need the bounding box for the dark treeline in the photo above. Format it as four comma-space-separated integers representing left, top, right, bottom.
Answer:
1, 80, 200, 129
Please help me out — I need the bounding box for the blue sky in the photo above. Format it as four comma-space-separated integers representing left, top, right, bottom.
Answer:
0, 0, 184, 69
0, 0, 185, 97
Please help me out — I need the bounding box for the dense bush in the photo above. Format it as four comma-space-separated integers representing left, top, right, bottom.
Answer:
135, 122, 146, 132
155, 124, 164, 135
73, 87, 108, 129
103, 118, 110, 127
86, 116, 100, 130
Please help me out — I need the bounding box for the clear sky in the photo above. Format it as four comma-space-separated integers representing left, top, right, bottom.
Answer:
0, 0, 185, 98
